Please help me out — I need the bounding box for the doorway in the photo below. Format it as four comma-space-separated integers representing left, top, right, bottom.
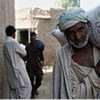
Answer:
17, 29, 28, 45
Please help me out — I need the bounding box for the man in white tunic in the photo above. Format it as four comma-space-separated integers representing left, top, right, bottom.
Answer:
52, 7, 100, 99
3, 25, 32, 99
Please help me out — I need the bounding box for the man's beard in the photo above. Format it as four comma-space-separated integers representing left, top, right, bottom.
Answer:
68, 33, 89, 49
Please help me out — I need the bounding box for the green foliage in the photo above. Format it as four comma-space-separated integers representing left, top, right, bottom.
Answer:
55, 0, 78, 9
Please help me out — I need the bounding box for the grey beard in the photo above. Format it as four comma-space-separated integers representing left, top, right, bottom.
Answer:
69, 33, 89, 48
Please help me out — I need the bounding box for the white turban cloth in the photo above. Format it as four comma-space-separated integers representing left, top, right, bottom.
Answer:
58, 7, 89, 32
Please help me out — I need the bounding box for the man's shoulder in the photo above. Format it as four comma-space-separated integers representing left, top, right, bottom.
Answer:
35, 40, 45, 50
56, 43, 70, 52
36, 40, 44, 45
60, 43, 71, 50
5, 37, 17, 45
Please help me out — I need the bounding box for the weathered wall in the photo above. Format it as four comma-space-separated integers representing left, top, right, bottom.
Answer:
15, 8, 32, 29
0, 0, 15, 98
38, 8, 63, 66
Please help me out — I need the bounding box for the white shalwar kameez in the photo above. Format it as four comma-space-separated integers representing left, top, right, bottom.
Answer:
3, 37, 32, 99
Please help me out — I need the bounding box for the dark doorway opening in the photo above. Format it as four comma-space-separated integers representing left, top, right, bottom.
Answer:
19, 29, 28, 45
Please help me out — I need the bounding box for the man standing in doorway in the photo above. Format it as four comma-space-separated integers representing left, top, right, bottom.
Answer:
3, 25, 32, 99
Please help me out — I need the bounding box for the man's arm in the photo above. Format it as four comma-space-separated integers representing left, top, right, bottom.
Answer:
15, 42, 26, 57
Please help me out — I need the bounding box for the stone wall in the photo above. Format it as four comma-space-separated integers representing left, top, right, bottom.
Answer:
37, 8, 63, 66
0, 0, 15, 98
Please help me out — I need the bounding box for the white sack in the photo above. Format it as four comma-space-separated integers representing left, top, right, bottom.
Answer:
88, 6, 100, 48
51, 29, 67, 46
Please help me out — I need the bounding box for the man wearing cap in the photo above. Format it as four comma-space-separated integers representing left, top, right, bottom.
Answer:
52, 7, 100, 99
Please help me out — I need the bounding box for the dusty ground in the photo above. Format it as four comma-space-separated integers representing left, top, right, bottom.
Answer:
35, 66, 53, 99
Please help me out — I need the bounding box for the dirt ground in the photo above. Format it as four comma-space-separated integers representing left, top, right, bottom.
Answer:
35, 66, 53, 99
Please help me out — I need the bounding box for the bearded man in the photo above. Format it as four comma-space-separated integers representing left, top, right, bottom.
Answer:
52, 7, 100, 99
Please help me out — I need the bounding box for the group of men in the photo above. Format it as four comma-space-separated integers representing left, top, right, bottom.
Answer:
3, 26, 44, 99
3, 6, 100, 99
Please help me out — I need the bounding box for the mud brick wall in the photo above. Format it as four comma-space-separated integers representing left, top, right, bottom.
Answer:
0, 0, 15, 98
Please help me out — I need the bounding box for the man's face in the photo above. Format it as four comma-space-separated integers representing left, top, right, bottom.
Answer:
64, 22, 89, 48
31, 34, 37, 42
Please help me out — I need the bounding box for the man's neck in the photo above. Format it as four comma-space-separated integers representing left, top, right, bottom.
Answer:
72, 41, 92, 52
72, 41, 94, 68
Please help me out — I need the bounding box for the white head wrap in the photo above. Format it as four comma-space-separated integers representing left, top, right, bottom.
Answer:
58, 7, 89, 32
